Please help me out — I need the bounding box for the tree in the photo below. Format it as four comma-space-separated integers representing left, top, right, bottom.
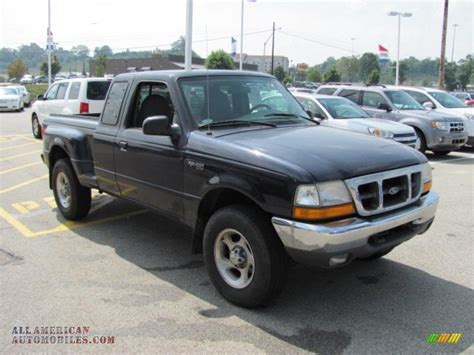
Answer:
95, 55, 108, 77
205, 50, 235, 69
71, 45, 90, 59
392, 61, 408, 84
94, 45, 113, 58
336, 56, 359, 82
323, 68, 341, 83
7, 58, 28, 79
306, 66, 322, 82
367, 69, 380, 84
17, 43, 45, 69
359, 53, 379, 82
40, 54, 61, 76
457, 58, 472, 90
444, 62, 458, 91
274, 65, 286, 82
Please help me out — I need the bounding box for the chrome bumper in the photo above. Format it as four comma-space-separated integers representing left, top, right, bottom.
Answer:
272, 191, 439, 268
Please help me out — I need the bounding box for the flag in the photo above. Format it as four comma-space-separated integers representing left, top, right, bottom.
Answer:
378, 44, 389, 63
231, 37, 237, 57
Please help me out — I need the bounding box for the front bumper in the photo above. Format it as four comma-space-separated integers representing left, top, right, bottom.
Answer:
272, 191, 439, 268
428, 131, 467, 150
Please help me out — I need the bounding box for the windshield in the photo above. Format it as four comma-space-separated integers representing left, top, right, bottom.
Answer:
179, 75, 310, 129
385, 90, 424, 110
429, 92, 467, 108
318, 97, 370, 119
0, 88, 17, 96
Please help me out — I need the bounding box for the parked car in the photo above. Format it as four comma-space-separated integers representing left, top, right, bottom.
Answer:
34, 76, 49, 84
294, 93, 419, 149
315, 85, 341, 95
452, 91, 474, 106
288, 87, 316, 94
9, 85, 31, 107
6, 86, 25, 108
399, 87, 474, 146
332, 85, 468, 155
20, 74, 35, 84
42, 70, 438, 307
0, 87, 23, 111
31, 78, 111, 139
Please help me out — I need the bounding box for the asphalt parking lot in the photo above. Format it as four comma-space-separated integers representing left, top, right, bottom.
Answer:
0, 108, 472, 353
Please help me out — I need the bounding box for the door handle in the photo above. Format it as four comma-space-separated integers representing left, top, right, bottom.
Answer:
119, 141, 128, 151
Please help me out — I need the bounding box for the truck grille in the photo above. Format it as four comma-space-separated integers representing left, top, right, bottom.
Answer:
449, 122, 464, 133
345, 165, 423, 216
393, 133, 417, 146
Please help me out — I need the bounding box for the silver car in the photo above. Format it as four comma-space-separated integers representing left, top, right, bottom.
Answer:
9, 85, 31, 107
0, 87, 23, 112
294, 93, 419, 149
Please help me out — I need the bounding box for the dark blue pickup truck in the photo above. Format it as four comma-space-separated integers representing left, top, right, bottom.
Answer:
42, 70, 439, 307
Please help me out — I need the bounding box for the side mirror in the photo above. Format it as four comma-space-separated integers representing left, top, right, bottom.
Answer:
38, 94, 45, 100
143, 115, 180, 138
423, 101, 435, 110
314, 112, 325, 120
377, 102, 392, 112
305, 110, 314, 119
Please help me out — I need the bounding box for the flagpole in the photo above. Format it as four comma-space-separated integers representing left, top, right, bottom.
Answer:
239, 0, 244, 70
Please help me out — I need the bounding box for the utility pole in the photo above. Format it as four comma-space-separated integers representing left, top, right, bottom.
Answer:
271, 22, 275, 75
185, 0, 193, 71
47, 0, 52, 86
451, 23, 459, 62
438, 0, 449, 89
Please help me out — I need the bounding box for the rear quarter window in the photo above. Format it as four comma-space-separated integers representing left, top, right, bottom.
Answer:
68, 82, 81, 100
87, 81, 111, 100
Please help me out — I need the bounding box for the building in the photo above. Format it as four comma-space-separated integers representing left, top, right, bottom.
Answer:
235, 54, 290, 73
89, 55, 258, 76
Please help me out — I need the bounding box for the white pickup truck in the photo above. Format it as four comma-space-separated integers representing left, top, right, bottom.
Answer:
31, 78, 111, 138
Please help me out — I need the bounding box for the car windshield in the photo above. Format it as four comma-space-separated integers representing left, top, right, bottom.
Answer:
0, 88, 17, 96
179, 75, 312, 129
385, 90, 424, 110
429, 91, 467, 108
317, 97, 370, 119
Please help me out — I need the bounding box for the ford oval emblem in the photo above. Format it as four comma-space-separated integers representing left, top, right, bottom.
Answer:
388, 186, 400, 195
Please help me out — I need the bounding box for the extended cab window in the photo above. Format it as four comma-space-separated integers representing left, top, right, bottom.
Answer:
68, 82, 81, 100
338, 89, 360, 103
362, 91, 387, 108
101, 81, 128, 126
128, 82, 174, 128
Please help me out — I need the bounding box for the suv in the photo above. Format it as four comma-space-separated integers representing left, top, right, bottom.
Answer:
332, 85, 468, 155
31, 78, 111, 139
399, 87, 474, 145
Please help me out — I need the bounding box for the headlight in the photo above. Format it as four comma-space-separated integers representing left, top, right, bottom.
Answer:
431, 121, 449, 131
421, 162, 432, 193
368, 127, 394, 139
294, 181, 355, 220
463, 113, 474, 120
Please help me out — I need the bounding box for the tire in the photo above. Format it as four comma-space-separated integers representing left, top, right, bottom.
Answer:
414, 128, 426, 154
32, 114, 42, 139
359, 247, 394, 261
433, 150, 451, 156
52, 158, 91, 220
203, 205, 288, 308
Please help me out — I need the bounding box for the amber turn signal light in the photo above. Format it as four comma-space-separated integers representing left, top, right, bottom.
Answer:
293, 203, 355, 220
423, 180, 432, 194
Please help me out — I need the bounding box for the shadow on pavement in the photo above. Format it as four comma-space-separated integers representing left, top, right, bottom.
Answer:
71, 205, 473, 354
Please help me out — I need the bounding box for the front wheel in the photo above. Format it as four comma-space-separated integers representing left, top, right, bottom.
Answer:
32, 114, 41, 139
52, 158, 91, 220
414, 128, 427, 154
203, 205, 288, 308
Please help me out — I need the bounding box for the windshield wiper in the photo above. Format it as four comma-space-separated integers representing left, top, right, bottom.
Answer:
198, 120, 277, 129
263, 113, 319, 124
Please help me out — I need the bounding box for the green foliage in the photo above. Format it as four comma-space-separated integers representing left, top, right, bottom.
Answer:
367, 69, 380, 84
40, 54, 61, 76
0, 75, 6, 83
318, 57, 337, 73
7, 58, 28, 79
274, 65, 286, 82
95, 55, 108, 77
94, 45, 113, 58
71, 45, 90, 59
205, 50, 235, 70
336, 56, 359, 82
283, 75, 293, 84
443, 62, 458, 91
306, 66, 322, 82
25, 84, 48, 101
457, 57, 472, 90
323, 68, 341, 83
359, 53, 379, 82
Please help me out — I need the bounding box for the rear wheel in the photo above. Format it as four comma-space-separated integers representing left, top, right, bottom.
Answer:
32, 114, 41, 139
203, 205, 288, 308
52, 158, 91, 220
414, 128, 426, 154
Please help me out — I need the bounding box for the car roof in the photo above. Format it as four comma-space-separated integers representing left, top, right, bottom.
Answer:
114, 69, 273, 81
293, 92, 342, 100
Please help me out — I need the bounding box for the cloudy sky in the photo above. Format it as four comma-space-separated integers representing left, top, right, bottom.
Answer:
0, 0, 472, 65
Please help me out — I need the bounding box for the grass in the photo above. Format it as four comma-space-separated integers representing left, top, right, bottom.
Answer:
25, 84, 48, 101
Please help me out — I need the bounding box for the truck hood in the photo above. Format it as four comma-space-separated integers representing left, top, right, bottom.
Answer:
398, 109, 465, 122
213, 125, 425, 182
328, 118, 414, 135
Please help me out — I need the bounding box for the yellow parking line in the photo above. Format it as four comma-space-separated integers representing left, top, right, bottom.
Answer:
0, 161, 42, 175
0, 150, 42, 162
0, 142, 40, 152
18, 136, 41, 143
0, 174, 48, 194
0, 207, 147, 238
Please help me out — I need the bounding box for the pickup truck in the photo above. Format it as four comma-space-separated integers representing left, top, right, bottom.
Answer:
42, 70, 439, 308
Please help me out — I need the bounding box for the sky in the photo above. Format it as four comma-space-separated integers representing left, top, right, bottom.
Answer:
0, 0, 472, 66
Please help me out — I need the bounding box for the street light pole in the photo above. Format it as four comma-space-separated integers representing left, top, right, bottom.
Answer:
263, 33, 272, 73
47, 0, 52, 86
239, 0, 244, 70
271, 22, 275, 75
451, 24, 459, 62
388, 11, 412, 86
185, 0, 193, 71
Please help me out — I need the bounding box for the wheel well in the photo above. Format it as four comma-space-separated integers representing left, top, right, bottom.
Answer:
48, 146, 69, 188
192, 188, 263, 253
